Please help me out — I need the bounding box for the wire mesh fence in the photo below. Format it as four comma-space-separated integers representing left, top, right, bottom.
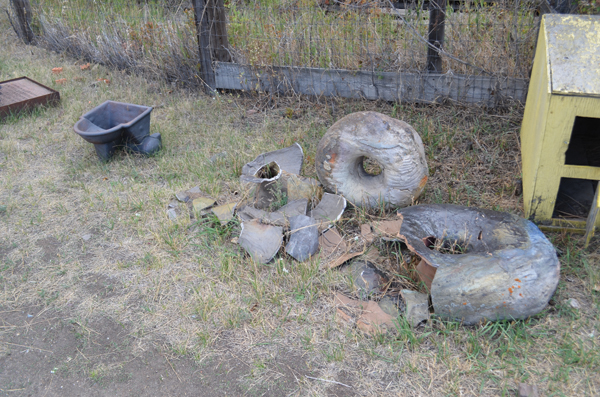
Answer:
8, 0, 545, 106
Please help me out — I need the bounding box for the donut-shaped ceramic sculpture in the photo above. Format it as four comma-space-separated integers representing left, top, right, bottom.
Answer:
316, 112, 428, 209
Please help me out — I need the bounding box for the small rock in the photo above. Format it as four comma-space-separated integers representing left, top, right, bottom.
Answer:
211, 202, 237, 224
566, 298, 581, 309
0, 205, 6, 213
175, 191, 190, 202
286, 215, 319, 262
168, 200, 179, 209
81, 234, 92, 241
209, 151, 228, 163
400, 289, 430, 327
193, 197, 216, 212
518, 383, 539, 397
188, 186, 201, 194
167, 208, 178, 220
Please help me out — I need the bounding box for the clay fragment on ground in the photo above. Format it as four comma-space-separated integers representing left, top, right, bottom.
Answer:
334, 293, 396, 335
319, 228, 346, 258
237, 199, 307, 227
328, 251, 363, 269
193, 197, 216, 212
371, 218, 403, 241
310, 193, 346, 229
211, 202, 237, 223
241, 143, 304, 183
286, 215, 319, 262
238, 220, 283, 264
361, 224, 374, 243
277, 199, 308, 219
400, 289, 430, 328
349, 260, 386, 298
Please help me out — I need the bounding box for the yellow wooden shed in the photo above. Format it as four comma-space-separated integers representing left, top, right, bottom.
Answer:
521, 14, 600, 245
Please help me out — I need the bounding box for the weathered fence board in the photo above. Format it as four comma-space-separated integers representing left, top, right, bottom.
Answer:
215, 63, 528, 106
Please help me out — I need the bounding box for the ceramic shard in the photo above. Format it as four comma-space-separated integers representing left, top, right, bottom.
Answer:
400, 289, 430, 328
211, 202, 237, 224
286, 215, 319, 262
238, 220, 283, 264
310, 193, 346, 229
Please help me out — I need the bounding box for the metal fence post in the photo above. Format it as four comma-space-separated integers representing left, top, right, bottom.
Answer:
427, 0, 447, 73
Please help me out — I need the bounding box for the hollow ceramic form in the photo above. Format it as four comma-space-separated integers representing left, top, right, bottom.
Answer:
73, 101, 161, 161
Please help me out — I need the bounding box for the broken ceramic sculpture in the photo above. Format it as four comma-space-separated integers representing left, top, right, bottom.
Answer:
316, 111, 428, 209
240, 143, 304, 186
397, 204, 560, 325
73, 101, 161, 161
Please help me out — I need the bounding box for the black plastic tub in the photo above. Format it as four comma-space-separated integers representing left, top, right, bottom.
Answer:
74, 101, 161, 161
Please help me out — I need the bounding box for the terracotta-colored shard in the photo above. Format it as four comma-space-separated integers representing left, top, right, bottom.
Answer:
80, 63, 91, 70
211, 202, 237, 223
319, 228, 346, 257
328, 250, 363, 269
52, 67, 63, 74
334, 293, 396, 335
371, 219, 403, 240
336, 308, 353, 326
361, 224, 374, 243
55, 78, 67, 84
238, 220, 283, 264
415, 258, 437, 291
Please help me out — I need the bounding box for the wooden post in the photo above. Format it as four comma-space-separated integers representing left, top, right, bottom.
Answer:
9, 0, 34, 44
426, 0, 446, 73
192, 0, 216, 91
206, 0, 231, 63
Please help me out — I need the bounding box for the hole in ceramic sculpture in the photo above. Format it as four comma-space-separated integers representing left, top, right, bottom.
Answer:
361, 156, 383, 176
255, 161, 280, 180
423, 235, 470, 254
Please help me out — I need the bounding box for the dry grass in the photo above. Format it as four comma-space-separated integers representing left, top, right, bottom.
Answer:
1, 4, 600, 395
